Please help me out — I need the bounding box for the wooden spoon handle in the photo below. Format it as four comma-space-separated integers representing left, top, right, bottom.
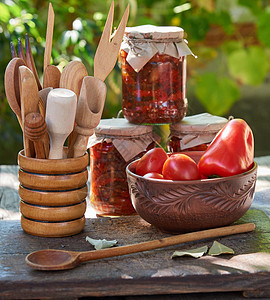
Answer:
78, 223, 255, 263
24, 112, 47, 159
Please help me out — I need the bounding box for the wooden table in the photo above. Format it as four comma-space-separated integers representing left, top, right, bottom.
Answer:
1, 209, 270, 299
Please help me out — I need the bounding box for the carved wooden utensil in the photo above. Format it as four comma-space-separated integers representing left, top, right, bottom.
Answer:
43, 65, 61, 89
19, 66, 40, 157
59, 61, 88, 98
10, 34, 42, 90
25, 223, 255, 271
43, 3, 61, 89
60, 61, 88, 147
70, 76, 106, 158
4, 57, 26, 130
43, 2, 54, 73
94, 1, 129, 81
45, 88, 77, 159
24, 112, 47, 159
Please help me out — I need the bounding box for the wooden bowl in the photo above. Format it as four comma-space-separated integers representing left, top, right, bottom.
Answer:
20, 200, 86, 221
18, 185, 88, 206
126, 159, 257, 233
18, 149, 89, 174
18, 150, 89, 237
18, 168, 88, 191
21, 216, 86, 237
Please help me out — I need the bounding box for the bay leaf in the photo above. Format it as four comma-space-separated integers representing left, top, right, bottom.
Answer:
171, 245, 208, 259
208, 241, 234, 256
86, 236, 117, 250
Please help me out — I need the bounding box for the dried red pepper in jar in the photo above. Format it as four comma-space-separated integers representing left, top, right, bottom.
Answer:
167, 113, 228, 153
120, 25, 195, 125
89, 118, 156, 217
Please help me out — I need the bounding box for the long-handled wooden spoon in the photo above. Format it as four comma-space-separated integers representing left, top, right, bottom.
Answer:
19, 65, 40, 157
4, 57, 27, 130
70, 76, 106, 158
25, 222, 255, 271
60, 60, 88, 147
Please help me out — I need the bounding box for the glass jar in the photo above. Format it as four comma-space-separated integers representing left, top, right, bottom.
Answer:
120, 25, 194, 125
89, 118, 156, 217
167, 113, 228, 153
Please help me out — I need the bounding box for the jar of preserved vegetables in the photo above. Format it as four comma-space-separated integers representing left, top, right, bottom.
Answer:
88, 118, 156, 217
120, 25, 194, 125
167, 113, 228, 153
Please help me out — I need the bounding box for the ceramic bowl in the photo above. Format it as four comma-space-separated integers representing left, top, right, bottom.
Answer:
126, 159, 257, 233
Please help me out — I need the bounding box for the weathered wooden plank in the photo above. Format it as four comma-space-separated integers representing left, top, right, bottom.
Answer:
0, 209, 269, 299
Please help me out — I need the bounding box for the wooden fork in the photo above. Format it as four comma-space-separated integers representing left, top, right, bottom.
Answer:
10, 34, 42, 90
94, 1, 129, 82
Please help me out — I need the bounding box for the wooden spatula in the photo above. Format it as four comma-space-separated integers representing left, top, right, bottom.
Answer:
71, 76, 107, 158
45, 88, 77, 159
19, 66, 40, 157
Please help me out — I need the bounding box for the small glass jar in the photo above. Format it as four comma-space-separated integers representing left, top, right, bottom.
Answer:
167, 113, 228, 153
89, 118, 156, 217
120, 25, 194, 125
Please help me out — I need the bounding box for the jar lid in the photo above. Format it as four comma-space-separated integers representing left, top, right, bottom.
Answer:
170, 113, 228, 133
94, 118, 153, 136
124, 25, 184, 40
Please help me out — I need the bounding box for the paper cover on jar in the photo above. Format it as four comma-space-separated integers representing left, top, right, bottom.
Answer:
121, 25, 195, 72
87, 118, 157, 162
169, 113, 228, 150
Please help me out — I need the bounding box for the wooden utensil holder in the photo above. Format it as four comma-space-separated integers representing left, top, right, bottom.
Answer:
18, 149, 89, 237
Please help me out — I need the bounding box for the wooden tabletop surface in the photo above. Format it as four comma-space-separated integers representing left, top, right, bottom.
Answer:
1, 209, 270, 299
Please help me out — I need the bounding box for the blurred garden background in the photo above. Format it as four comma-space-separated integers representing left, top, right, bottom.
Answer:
1, 0, 270, 164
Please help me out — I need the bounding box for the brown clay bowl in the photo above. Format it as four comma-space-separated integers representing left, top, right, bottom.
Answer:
126, 160, 257, 233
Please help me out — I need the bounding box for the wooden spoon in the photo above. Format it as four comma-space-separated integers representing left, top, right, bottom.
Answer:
25, 223, 255, 271
70, 76, 106, 158
4, 57, 26, 129
60, 60, 88, 147
59, 61, 88, 98
45, 88, 77, 159
43, 65, 61, 89
19, 65, 40, 157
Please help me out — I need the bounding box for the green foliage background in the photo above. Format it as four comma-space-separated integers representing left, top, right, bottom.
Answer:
1, 0, 270, 163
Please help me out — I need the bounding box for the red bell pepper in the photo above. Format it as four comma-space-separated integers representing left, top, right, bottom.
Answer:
198, 118, 254, 177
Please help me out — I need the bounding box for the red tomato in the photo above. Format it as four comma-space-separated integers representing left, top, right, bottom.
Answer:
162, 154, 200, 180
136, 148, 168, 176
143, 172, 164, 179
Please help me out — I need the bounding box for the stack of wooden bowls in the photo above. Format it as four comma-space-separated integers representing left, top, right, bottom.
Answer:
18, 149, 89, 237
